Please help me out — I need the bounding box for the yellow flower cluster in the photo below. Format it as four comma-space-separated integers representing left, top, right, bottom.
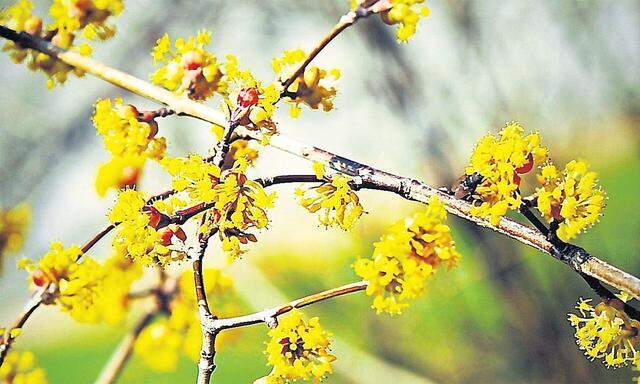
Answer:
536, 160, 605, 241
465, 122, 548, 225
265, 309, 335, 384
162, 157, 276, 260
296, 172, 363, 230
567, 297, 640, 368
135, 268, 238, 371
83, 254, 142, 325
353, 196, 459, 315
0, 351, 47, 384
272, 49, 340, 118
229, 139, 260, 166
0, 0, 121, 88
161, 155, 221, 203
224, 55, 281, 128
379, 0, 430, 42
0, 203, 30, 268
151, 30, 223, 100
108, 190, 187, 266
18, 242, 141, 324
49, 0, 123, 40
93, 98, 167, 196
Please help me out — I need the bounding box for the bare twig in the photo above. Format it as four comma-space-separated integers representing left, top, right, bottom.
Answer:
205, 281, 368, 332
280, 1, 391, 91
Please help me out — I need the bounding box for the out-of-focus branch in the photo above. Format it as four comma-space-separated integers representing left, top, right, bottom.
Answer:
94, 310, 157, 384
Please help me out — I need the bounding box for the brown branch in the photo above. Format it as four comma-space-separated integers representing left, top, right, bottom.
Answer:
236, 127, 640, 300
193, 216, 218, 384
0, 285, 48, 365
0, 22, 635, 297
205, 281, 368, 332
94, 310, 157, 384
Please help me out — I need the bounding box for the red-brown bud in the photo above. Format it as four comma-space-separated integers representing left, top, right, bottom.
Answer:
31, 270, 46, 287
237, 87, 259, 108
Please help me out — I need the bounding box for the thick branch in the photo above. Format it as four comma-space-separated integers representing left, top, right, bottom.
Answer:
1, 23, 635, 297
0, 25, 227, 128
237, 128, 640, 300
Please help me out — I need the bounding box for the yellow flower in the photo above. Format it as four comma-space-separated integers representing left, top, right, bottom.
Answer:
18, 241, 83, 288
92, 98, 166, 196
379, 0, 430, 42
93, 98, 166, 159
224, 54, 282, 128
353, 196, 460, 315
536, 160, 605, 241
0, 0, 120, 88
465, 122, 548, 225
86, 254, 143, 325
49, 0, 123, 40
94, 155, 146, 197
567, 297, 640, 368
213, 165, 276, 260
135, 319, 183, 372
108, 190, 187, 266
273, 49, 340, 116
0, 203, 31, 267
150, 31, 223, 100
296, 173, 363, 230
230, 139, 260, 167
265, 310, 335, 384
135, 268, 239, 372
161, 155, 222, 203
162, 157, 275, 260
0, 350, 47, 384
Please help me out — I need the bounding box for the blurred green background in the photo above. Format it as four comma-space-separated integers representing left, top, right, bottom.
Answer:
1, 0, 639, 383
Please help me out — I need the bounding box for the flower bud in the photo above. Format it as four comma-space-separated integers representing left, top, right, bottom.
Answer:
118, 166, 140, 190
24, 16, 42, 36
237, 87, 259, 108
303, 67, 321, 89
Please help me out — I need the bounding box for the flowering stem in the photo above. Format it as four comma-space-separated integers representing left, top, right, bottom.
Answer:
236, 128, 640, 300
94, 310, 157, 384
1, 21, 636, 298
0, 25, 228, 128
204, 281, 368, 332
